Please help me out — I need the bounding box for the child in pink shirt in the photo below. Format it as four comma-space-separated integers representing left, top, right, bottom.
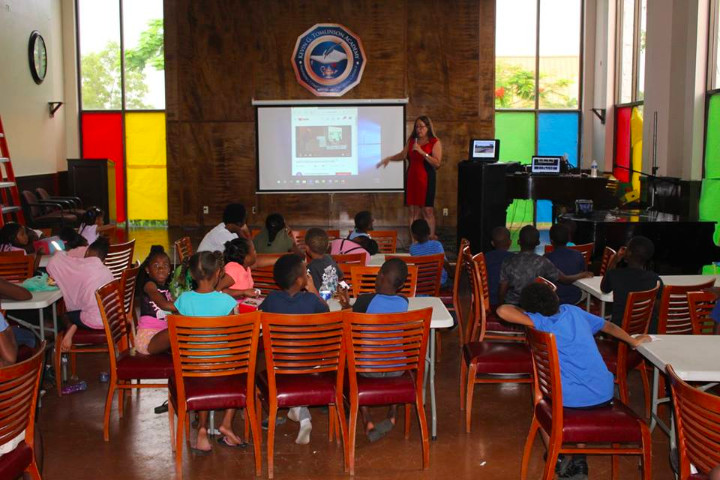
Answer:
217, 237, 259, 298
47, 237, 114, 351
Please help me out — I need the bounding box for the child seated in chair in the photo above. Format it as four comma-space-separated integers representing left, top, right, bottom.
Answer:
497, 282, 651, 479
484, 226, 514, 308
544, 223, 586, 305
305, 228, 343, 294
348, 211, 379, 255
348, 258, 409, 442
259, 253, 329, 445
409, 219, 448, 288
47, 237, 115, 352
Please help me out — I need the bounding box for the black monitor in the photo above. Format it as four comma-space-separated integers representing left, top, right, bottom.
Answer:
468, 139, 500, 162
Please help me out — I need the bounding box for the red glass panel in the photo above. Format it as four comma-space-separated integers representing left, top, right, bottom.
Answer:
81, 112, 126, 222
613, 106, 632, 183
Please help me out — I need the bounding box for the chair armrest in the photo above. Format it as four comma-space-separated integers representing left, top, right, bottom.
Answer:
38, 199, 71, 212
48, 196, 83, 208
27, 201, 63, 213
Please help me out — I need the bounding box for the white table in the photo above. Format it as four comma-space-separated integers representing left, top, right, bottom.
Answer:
574, 274, 720, 318
3, 289, 63, 341
368, 253, 410, 266
39, 254, 50, 268
637, 335, 720, 447
328, 296, 453, 440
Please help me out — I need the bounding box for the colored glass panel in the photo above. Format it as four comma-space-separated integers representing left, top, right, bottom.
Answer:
705, 93, 720, 179
496, 112, 536, 225
613, 106, 632, 183
536, 112, 579, 223
125, 112, 167, 220
538, 0, 581, 109
699, 179, 720, 245
81, 112, 126, 222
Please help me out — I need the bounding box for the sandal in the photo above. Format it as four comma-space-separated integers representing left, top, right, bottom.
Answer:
217, 436, 248, 449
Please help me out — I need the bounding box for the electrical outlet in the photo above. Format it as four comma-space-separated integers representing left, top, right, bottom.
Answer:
442, 208, 449, 217
252, 206, 257, 214
203, 206, 209, 214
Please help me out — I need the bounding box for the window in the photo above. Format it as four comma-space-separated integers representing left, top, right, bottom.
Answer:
710, 0, 720, 89
495, 0, 583, 225
616, 0, 647, 103
77, 0, 167, 224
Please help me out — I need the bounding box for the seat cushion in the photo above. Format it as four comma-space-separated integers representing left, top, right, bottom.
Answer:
0, 441, 32, 480
72, 328, 108, 345
256, 371, 338, 408
485, 312, 524, 334
463, 341, 533, 375
439, 288, 454, 307
116, 351, 173, 380
169, 374, 248, 411
689, 474, 709, 480
596, 338, 644, 373
343, 371, 416, 406
535, 399, 643, 444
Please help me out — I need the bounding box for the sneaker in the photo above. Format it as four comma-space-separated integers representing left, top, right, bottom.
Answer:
560, 455, 588, 480
260, 416, 287, 430
296, 420, 312, 445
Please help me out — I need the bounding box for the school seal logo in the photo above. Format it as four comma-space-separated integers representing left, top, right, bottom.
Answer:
292, 23, 366, 97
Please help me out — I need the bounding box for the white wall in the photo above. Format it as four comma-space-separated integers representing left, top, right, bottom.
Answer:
0, 0, 78, 177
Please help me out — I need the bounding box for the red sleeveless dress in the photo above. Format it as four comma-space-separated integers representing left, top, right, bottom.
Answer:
406, 137, 438, 207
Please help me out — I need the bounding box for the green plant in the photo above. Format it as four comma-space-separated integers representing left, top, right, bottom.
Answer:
495, 61, 578, 109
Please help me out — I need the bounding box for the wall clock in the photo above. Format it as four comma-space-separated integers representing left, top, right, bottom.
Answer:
28, 31, 47, 84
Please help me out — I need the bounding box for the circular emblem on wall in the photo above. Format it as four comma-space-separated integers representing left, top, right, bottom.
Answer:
291, 23, 366, 97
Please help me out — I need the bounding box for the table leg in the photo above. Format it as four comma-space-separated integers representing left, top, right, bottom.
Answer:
52, 303, 58, 339
650, 366, 659, 432
585, 293, 591, 311
429, 329, 437, 441
600, 301, 605, 319
39, 308, 45, 342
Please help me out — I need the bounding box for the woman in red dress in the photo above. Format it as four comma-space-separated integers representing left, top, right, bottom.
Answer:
377, 116, 443, 238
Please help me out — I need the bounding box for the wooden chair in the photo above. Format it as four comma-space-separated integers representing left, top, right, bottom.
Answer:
522, 327, 652, 480
293, 229, 341, 251
460, 254, 533, 433
174, 236, 193, 263
257, 311, 347, 478
167, 312, 262, 478
0, 254, 34, 282
387, 254, 444, 297
343, 308, 432, 475
687, 291, 717, 335
96, 280, 173, 441
369, 230, 397, 254
0, 250, 26, 257
104, 239, 135, 279
350, 265, 418, 298
250, 254, 284, 296
451, 239, 471, 346
534, 276, 558, 291
598, 246, 617, 276
668, 364, 720, 480
657, 281, 716, 334
0, 341, 45, 480
597, 286, 659, 419
120, 264, 140, 345
544, 242, 594, 266
333, 253, 367, 297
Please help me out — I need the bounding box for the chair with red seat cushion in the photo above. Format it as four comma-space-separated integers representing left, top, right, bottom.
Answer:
598, 285, 658, 419
687, 291, 718, 335
657, 281, 716, 335
460, 253, 532, 433
166, 311, 261, 479
450, 239, 471, 346
0, 341, 45, 480
343, 308, 432, 475
668, 364, 720, 480
104, 240, 135, 280
258, 311, 347, 478
521, 327, 651, 480
96, 280, 173, 442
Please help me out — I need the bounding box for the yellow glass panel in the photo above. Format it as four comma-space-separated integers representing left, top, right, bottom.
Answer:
125, 112, 167, 220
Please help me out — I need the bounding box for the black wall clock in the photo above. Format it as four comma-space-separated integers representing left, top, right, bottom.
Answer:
28, 31, 47, 84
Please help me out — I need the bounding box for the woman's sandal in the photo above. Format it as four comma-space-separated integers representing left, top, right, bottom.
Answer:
217, 436, 249, 449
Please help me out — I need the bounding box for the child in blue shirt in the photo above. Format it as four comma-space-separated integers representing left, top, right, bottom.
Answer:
260, 253, 329, 445
174, 251, 241, 454
349, 258, 409, 442
497, 282, 651, 479
408, 219, 448, 287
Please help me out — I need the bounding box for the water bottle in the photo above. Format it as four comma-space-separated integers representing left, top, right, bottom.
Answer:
61, 381, 88, 395
319, 289, 332, 301
590, 160, 598, 178
99, 372, 110, 383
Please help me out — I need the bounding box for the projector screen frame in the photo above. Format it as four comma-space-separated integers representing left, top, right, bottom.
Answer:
255, 102, 407, 194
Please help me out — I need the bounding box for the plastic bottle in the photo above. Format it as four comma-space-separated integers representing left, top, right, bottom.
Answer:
590, 160, 598, 178
61, 381, 88, 395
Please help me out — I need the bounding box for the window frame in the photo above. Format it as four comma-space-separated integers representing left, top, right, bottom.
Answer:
615, 0, 646, 104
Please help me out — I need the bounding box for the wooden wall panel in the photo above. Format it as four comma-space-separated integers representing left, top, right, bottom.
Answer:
165, 0, 495, 228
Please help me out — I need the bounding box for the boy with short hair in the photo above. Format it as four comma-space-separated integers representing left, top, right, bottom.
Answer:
409, 219, 448, 287
198, 203, 249, 253
497, 282, 651, 479
348, 210, 379, 255
499, 225, 591, 306
600, 235, 662, 328
485, 226, 514, 307
305, 228, 343, 294
350, 258, 409, 442
259, 253, 329, 445
545, 223, 586, 305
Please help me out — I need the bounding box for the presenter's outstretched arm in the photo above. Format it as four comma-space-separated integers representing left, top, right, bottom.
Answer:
377, 141, 410, 168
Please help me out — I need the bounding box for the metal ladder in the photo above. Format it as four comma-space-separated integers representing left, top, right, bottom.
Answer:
0, 116, 26, 227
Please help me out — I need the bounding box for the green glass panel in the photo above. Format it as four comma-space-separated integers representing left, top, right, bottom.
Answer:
699, 178, 720, 245
705, 94, 720, 179
496, 112, 536, 225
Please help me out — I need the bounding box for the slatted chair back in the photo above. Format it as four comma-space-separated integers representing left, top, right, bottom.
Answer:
174, 237, 193, 263
615, 286, 659, 383
544, 243, 594, 266
657, 281, 716, 334
368, 230, 397, 254
0, 254, 34, 282
251, 253, 285, 296
534, 276, 558, 291
98, 225, 117, 242
387, 254, 444, 297
0, 250, 26, 257
350, 265, 418, 298
460, 247, 478, 343
452, 240, 470, 345
687, 291, 718, 335
293, 229, 341, 251
331, 253, 366, 265
598, 246, 617, 276
120, 264, 140, 340
0, 341, 45, 459
668, 364, 720, 480
473, 252, 491, 311
95, 280, 131, 365
104, 239, 135, 279
526, 327, 563, 422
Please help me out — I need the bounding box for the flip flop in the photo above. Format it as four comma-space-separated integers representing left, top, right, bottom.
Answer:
190, 447, 212, 456
217, 436, 249, 449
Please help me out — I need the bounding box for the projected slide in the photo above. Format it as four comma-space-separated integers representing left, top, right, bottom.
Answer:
257, 105, 405, 192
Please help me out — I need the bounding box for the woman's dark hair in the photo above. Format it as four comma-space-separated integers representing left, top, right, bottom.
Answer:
354, 211, 372, 231
224, 237, 251, 265
0, 223, 24, 246
188, 251, 224, 282
136, 245, 171, 291
80, 206, 103, 227
265, 213, 286, 243
410, 115, 436, 140
273, 254, 305, 290
59, 226, 88, 250
410, 219, 431, 242
519, 283, 559, 317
